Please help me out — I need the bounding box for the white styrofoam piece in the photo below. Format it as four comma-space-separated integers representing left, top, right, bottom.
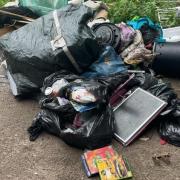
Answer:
163, 26, 180, 42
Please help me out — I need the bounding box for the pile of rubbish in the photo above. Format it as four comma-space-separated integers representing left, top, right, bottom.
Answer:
0, 0, 180, 178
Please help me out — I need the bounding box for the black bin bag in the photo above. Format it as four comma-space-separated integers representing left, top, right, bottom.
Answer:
28, 70, 115, 149
28, 104, 114, 150
159, 99, 180, 147
61, 105, 114, 149
41, 70, 129, 99
131, 73, 177, 104
0, 5, 101, 95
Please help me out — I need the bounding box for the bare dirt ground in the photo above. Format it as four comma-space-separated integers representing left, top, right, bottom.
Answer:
0, 68, 180, 180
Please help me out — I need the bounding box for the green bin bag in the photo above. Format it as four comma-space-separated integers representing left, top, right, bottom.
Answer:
19, 0, 68, 16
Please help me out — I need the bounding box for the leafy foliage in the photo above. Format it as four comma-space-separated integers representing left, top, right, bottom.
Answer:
0, 0, 180, 27
103, 0, 180, 27
0, 0, 9, 7
103, 0, 157, 23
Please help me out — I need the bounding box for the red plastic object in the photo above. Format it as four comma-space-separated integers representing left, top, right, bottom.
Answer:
160, 138, 167, 145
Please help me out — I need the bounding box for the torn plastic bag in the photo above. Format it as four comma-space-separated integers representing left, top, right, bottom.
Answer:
159, 99, 180, 147
40, 97, 76, 117
28, 109, 65, 141
71, 87, 97, 104
60, 80, 108, 104
42, 70, 108, 103
44, 79, 69, 96
0, 5, 101, 95
82, 46, 127, 78
29, 71, 114, 149
19, 0, 68, 16
45, 79, 108, 112
96, 73, 130, 97
42, 70, 129, 99
28, 97, 76, 141
28, 105, 114, 149
42, 70, 110, 112
42, 70, 83, 92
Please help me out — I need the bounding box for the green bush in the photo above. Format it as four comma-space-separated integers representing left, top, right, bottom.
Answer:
103, 0, 157, 23
103, 0, 180, 27
0, 0, 179, 27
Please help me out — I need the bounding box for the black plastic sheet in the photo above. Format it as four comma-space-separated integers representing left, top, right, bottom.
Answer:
131, 73, 177, 104
28, 104, 114, 150
42, 70, 129, 98
159, 100, 180, 147
28, 71, 121, 149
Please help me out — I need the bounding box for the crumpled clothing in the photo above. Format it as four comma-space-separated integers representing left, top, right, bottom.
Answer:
123, 46, 153, 65
116, 22, 136, 52
121, 30, 153, 65
127, 17, 164, 44
121, 30, 143, 57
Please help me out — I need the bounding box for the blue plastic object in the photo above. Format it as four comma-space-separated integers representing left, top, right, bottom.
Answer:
82, 46, 127, 78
